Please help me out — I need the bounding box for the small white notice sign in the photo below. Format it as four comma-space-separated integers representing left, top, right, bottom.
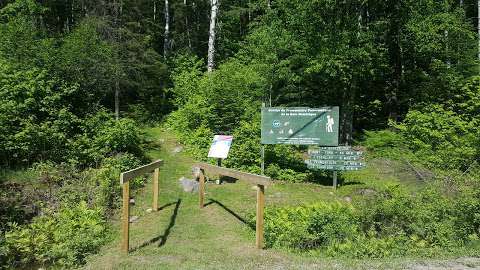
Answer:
207, 135, 233, 159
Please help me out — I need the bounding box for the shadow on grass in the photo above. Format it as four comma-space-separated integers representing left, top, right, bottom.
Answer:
342, 181, 364, 186
305, 170, 341, 186
130, 199, 182, 252
205, 199, 255, 230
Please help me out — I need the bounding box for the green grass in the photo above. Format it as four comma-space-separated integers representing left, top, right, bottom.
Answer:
80, 126, 479, 270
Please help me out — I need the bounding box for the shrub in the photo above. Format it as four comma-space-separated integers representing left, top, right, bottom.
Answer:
67, 110, 144, 166
362, 130, 406, 154
396, 104, 478, 169
262, 184, 480, 258
4, 201, 107, 268
263, 202, 358, 249
87, 153, 144, 213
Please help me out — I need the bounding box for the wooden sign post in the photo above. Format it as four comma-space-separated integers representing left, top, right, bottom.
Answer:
255, 184, 265, 249
194, 163, 271, 249
120, 159, 164, 254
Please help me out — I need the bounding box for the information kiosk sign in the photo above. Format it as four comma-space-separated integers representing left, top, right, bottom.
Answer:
261, 107, 339, 146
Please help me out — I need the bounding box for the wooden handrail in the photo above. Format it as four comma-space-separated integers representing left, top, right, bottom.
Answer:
120, 159, 164, 184
120, 159, 164, 254
193, 163, 271, 249
193, 162, 271, 186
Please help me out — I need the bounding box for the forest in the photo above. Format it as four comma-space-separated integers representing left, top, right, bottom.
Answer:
0, 0, 479, 269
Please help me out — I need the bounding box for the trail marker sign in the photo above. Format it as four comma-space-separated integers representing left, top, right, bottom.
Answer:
261, 107, 339, 146
306, 146, 366, 188
306, 147, 365, 171
208, 135, 233, 159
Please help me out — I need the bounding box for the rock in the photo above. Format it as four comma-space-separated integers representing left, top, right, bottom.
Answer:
172, 145, 183, 153
129, 216, 139, 223
146, 208, 153, 213
179, 177, 199, 192
129, 198, 135, 205
192, 167, 201, 178
343, 196, 352, 203
358, 188, 377, 196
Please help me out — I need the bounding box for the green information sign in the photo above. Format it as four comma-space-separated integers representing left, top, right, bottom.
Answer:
261, 107, 339, 145
306, 164, 364, 171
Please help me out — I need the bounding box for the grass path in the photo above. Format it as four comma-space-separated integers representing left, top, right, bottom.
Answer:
81, 126, 480, 270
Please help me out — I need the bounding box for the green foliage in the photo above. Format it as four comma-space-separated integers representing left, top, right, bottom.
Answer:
4, 201, 108, 268
263, 202, 358, 250
262, 184, 480, 258
170, 53, 205, 107
396, 104, 478, 169
54, 18, 115, 112
362, 130, 405, 151
0, 62, 79, 165
0, 152, 146, 269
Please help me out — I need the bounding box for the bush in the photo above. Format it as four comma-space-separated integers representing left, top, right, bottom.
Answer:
87, 153, 144, 213
262, 184, 480, 258
4, 201, 108, 268
0, 154, 144, 269
67, 110, 144, 166
396, 104, 478, 169
362, 130, 406, 153
44, 153, 144, 216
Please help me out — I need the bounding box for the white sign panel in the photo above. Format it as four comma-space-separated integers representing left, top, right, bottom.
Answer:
208, 135, 233, 159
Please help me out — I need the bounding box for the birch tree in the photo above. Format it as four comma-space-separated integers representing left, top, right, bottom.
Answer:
207, 0, 219, 72
185, 0, 191, 49
164, 0, 170, 58
153, 1, 156, 21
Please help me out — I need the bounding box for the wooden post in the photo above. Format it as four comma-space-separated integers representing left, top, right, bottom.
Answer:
261, 103, 266, 175
261, 145, 265, 175
121, 181, 130, 254
333, 171, 338, 189
153, 168, 159, 211
256, 184, 265, 249
199, 170, 205, 208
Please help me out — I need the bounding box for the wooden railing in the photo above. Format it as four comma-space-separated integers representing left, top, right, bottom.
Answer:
193, 163, 272, 249
120, 159, 164, 254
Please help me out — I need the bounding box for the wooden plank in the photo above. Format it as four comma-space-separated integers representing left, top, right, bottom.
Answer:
194, 163, 271, 186
121, 181, 130, 254
120, 160, 164, 184
256, 184, 265, 249
152, 168, 159, 211
199, 170, 205, 208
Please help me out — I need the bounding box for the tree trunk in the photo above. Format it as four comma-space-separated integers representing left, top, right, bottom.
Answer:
388, 2, 401, 122
207, 0, 219, 72
154, 1, 156, 21
478, 0, 480, 63
164, 0, 170, 59
115, 80, 120, 120
113, 0, 122, 120
185, 0, 192, 49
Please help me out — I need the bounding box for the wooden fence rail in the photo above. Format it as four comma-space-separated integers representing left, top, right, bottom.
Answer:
193, 163, 272, 249
120, 159, 164, 254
